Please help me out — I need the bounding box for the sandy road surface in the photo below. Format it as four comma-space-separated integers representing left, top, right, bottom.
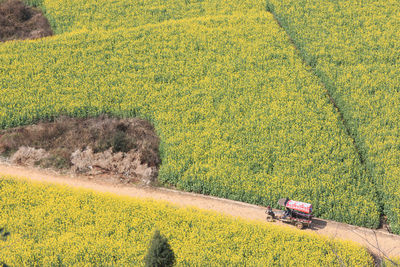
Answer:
0, 162, 399, 259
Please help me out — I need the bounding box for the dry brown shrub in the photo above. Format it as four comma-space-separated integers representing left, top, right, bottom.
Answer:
0, 0, 53, 42
10, 146, 49, 166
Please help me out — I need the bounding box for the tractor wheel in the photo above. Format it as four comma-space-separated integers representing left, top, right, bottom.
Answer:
266, 215, 273, 222
295, 222, 304, 229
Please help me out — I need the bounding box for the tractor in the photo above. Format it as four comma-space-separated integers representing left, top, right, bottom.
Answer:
266, 198, 313, 229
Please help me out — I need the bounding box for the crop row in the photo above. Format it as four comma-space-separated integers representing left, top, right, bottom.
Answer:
265, 0, 400, 234
0, 177, 374, 266
0, 13, 380, 227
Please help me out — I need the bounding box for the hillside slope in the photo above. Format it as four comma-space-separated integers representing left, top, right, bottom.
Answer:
0, 13, 380, 226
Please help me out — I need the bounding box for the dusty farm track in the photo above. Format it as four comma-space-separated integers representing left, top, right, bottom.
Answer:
0, 162, 399, 259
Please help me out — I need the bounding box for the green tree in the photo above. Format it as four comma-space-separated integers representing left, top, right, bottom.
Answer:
0, 227, 10, 267
144, 230, 175, 267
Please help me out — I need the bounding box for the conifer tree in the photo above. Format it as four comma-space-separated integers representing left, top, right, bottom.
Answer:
144, 230, 175, 267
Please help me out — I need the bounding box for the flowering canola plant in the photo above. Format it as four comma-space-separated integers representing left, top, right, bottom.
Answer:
265, 0, 400, 234
0, 177, 374, 266
0, 10, 381, 227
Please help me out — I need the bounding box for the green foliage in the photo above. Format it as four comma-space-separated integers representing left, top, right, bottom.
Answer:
0, 177, 374, 266
144, 230, 175, 267
265, 0, 400, 234
111, 131, 129, 153
0, 227, 10, 241
23, 0, 43, 7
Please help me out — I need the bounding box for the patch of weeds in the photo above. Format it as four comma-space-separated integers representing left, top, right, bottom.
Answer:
1, 148, 16, 158
40, 154, 70, 169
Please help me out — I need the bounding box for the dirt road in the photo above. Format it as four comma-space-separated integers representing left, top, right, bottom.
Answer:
0, 162, 399, 259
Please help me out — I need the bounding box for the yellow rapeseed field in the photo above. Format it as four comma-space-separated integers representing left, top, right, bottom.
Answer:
0, 12, 380, 227
29, 0, 266, 33
0, 177, 374, 266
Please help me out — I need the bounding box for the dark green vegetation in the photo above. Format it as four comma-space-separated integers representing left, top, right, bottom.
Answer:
0, 227, 10, 267
144, 230, 176, 267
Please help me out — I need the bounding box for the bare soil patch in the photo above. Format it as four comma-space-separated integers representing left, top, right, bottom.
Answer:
0, 116, 161, 184
0, 0, 53, 42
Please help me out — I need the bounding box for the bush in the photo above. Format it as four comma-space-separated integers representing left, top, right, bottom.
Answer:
111, 131, 129, 153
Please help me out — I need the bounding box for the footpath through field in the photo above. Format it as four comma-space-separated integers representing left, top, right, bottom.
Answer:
0, 162, 399, 258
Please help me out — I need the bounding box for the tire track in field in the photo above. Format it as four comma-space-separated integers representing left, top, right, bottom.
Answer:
264, 3, 385, 230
